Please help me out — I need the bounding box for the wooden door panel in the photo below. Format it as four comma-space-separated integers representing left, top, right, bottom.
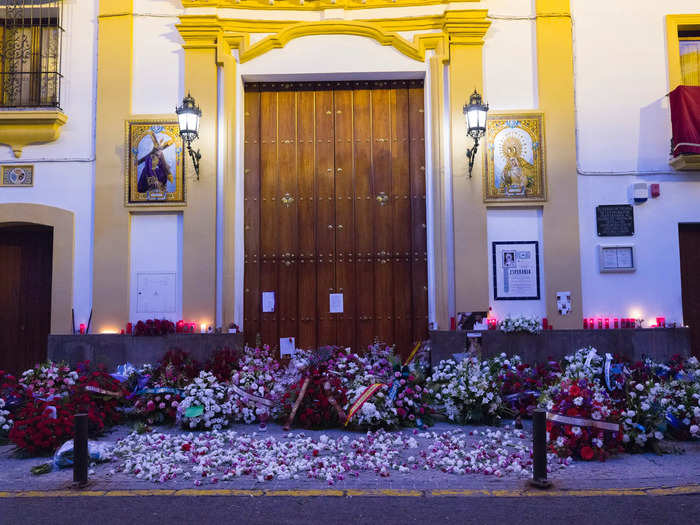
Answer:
315, 89, 336, 346
0, 243, 22, 373
334, 89, 355, 348
243, 89, 261, 343
259, 90, 279, 346
680, 224, 700, 357
277, 90, 298, 341
0, 227, 52, 374
297, 90, 317, 350
409, 83, 428, 345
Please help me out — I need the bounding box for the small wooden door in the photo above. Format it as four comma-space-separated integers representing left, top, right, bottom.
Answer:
0, 225, 53, 374
679, 223, 700, 357
244, 80, 428, 355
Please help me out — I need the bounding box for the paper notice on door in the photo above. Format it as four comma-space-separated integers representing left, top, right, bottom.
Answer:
280, 337, 295, 357
262, 291, 275, 313
329, 293, 344, 313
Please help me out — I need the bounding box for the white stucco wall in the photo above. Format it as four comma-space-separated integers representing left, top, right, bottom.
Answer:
129, 212, 183, 324
0, 0, 98, 328
487, 208, 546, 320
573, 0, 700, 326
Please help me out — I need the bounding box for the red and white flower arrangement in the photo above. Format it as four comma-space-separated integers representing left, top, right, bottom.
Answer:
229, 346, 284, 424
19, 361, 78, 400
546, 378, 623, 461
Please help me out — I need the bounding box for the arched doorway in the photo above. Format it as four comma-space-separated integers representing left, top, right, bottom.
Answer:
0, 224, 53, 374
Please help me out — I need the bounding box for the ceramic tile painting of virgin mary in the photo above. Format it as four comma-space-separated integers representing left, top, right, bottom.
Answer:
125, 120, 185, 206
483, 113, 546, 202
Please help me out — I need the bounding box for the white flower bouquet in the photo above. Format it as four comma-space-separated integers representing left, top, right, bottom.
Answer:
177, 371, 233, 430
498, 315, 542, 334
0, 397, 12, 439
427, 357, 503, 425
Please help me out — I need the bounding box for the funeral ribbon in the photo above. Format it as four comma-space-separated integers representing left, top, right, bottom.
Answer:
283, 377, 310, 431
344, 383, 386, 427
403, 342, 422, 367
132, 386, 184, 397
546, 412, 621, 433
229, 383, 275, 408
85, 385, 123, 397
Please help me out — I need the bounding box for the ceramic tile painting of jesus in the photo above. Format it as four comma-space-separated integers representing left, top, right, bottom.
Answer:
125, 120, 185, 206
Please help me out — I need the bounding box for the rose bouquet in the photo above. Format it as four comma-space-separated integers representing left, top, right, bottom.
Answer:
500, 357, 562, 417
132, 390, 182, 426
0, 370, 25, 414
283, 348, 348, 429
133, 319, 176, 336
19, 361, 79, 400
545, 378, 623, 461
427, 357, 503, 425
131, 352, 197, 426
177, 370, 233, 430
498, 315, 542, 334
67, 363, 129, 435
229, 346, 284, 424
205, 347, 241, 382
9, 400, 74, 455
344, 380, 398, 429
153, 349, 201, 387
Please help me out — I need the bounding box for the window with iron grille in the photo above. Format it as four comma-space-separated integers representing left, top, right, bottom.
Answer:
0, 1, 62, 109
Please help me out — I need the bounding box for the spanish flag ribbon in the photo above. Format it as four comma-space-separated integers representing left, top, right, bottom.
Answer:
403, 341, 422, 367
344, 383, 386, 427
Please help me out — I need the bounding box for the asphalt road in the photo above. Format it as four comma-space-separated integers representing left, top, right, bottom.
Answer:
2, 495, 700, 525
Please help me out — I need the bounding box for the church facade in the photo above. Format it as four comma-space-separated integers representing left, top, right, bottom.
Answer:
0, 0, 699, 368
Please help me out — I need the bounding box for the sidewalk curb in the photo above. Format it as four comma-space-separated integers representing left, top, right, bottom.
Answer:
1, 485, 699, 498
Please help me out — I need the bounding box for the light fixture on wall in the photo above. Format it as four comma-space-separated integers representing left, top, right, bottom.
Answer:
176, 92, 202, 180
463, 89, 489, 178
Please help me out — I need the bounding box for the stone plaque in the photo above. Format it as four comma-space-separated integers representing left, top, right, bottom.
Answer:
596, 205, 634, 237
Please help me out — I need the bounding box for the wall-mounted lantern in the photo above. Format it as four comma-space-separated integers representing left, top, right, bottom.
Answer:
463, 89, 489, 178
176, 92, 202, 179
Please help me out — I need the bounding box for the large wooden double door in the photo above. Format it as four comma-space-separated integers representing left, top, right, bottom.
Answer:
244, 80, 428, 354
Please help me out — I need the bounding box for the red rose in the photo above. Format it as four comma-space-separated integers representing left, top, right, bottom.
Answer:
580, 446, 594, 461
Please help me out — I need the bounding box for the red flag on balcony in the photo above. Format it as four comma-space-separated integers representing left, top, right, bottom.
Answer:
670, 85, 700, 156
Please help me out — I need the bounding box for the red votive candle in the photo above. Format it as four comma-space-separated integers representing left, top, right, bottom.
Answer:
583, 318, 588, 329
120, 329, 125, 335
126, 322, 132, 335
79, 323, 86, 335
613, 318, 619, 329
450, 317, 456, 330
605, 318, 610, 330
542, 317, 549, 330
588, 318, 595, 330
597, 318, 603, 330
656, 317, 666, 328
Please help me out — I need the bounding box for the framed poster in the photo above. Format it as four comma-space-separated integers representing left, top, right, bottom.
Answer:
598, 244, 635, 273
492, 241, 540, 300
125, 120, 185, 206
483, 112, 546, 202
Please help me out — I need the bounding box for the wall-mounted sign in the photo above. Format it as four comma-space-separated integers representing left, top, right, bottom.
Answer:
599, 244, 636, 273
262, 291, 275, 313
1, 165, 33, 186
492, 241, 541, 300
596, 205, 634, 236
330, 293, 344, 313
